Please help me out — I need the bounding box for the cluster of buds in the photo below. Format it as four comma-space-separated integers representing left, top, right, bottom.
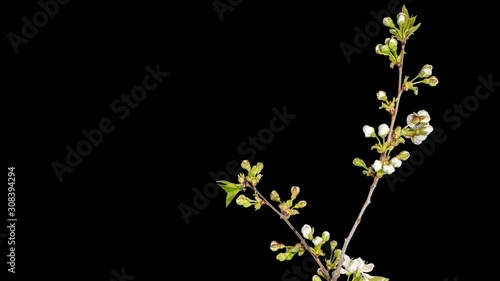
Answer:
353, 108, 433, 177
270, 240, 306, 262
376, 5, 421, 68
376, 90, 397, 114
235, 193, 266, 210
270, 186, 307, 219
301, 224, 331, 257
402, 64, 439, 95
375, 37, 399, 68
382, 5, 421, 43
353, 150, 410, 178
216, 160, 265, 207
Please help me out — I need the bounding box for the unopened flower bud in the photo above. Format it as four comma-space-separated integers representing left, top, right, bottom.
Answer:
312, 275, 322, 281
352, 158, 367, 168
330, 240, 338, 251
291, 186, 300, 199
418, 64, 433, 78
322, 231, 330, 242
236, 195, 252, 208
388, 38, 398, 51
397, 12, 407, 26
383, 17, 395, 28
423, 76, 439, 86
378, 123, 390, 138
375, 44, 390, 55
390, 157, 402, 168
383, 164, 395, 175
270, 240, 284, 252
312, 236, 323, 246
255, 162, 264, 174
301, 224, 313, 239
241, 160, 251, 170
270, 190, 280, 202
276, 253, 287, 262
372, 160, 382, 172
295, 200, 307, 208
376, 90, 387, 100
397, 150, 410, 160
363, 125, 375, 138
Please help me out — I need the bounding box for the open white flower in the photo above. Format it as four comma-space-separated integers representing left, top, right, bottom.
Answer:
407, 110, 431, 128
340, 255, 375, 279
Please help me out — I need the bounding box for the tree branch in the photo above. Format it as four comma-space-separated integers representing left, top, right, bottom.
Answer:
251, 185, 331, 280
331, 44, 407, 281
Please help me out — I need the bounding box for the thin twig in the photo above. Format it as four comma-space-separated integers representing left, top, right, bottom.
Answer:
251, 185, 331, 280
331, 44, 407, 281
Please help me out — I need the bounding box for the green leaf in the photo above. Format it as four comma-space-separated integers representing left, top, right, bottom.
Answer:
226, 190, 241, 207
217, 180, 241, 192
216, 180, 245, 207
402, 4, 408, 16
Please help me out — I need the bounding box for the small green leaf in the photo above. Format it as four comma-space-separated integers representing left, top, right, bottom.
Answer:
226, 190, 241, 207
216, 180, 245, 207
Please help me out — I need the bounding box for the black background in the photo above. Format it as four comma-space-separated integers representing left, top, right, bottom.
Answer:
4, 1, 498, 281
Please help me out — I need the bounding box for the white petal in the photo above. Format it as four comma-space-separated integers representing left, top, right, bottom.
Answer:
378, 124, 389, 137
363, 125, 375, 138
422, 124, 434, 135
301, 224, 312, 238
342, 255, 351, 267
372, 160, 382, 172
417, 110, 431, 122
390, 157, 402, 168
383, 164, 395, 175
412, 135, 427, 145
361, 263, 374, 273
347, 260, 358, 273
406, 113, 415, 126
312, 236, 322, 246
